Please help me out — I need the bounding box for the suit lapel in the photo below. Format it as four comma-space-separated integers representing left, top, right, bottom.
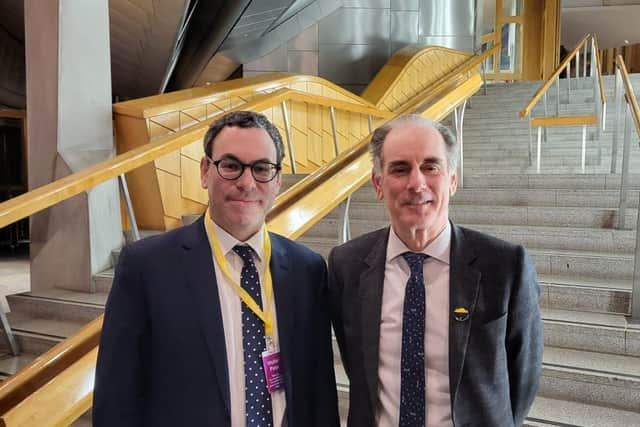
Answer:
448, 223, 481, 404
267, 235, 295, 411
359, 228, 390, 413
182, 216, 231, 416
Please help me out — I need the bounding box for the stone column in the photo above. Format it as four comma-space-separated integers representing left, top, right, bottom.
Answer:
24, 0, 122, 293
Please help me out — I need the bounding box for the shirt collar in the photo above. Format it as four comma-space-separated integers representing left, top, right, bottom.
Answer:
386, 222, 451, 265
208, 218, 265, 263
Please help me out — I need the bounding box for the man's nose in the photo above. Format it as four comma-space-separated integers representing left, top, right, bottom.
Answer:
407, 167, 426, 192
235, 166, 257, 190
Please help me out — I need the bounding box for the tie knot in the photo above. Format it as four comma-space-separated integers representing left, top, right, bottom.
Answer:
402, 252, 427, 272
233, 245, 255, 265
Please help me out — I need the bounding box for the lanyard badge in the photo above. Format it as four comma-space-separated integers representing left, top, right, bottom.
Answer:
205, 212, 284, 393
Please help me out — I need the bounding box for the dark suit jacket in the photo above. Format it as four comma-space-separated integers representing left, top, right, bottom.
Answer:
328, 223, 543, 427
93, 216, 339, 427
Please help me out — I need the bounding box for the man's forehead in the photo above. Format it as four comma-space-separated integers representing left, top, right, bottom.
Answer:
212, 126, 275, 155
383, 124, 445, 156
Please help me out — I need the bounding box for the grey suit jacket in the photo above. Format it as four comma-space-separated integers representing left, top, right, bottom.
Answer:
328, 223, 543, 427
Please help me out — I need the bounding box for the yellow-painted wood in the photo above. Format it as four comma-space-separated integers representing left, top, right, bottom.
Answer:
0, 348, 97, 427
0, 317, 102, 415
531, 115, 598, 127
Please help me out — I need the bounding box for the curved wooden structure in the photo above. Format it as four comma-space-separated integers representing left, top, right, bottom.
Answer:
0, 45, 490, 426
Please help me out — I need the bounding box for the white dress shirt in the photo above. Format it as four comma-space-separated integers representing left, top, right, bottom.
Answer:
376, 223, 453, 427
205, 219, 286, 427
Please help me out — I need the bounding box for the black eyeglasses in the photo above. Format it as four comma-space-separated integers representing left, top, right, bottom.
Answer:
206, 156, 281, 183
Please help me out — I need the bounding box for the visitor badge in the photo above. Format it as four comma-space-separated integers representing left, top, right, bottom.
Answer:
262, 350, 284, 393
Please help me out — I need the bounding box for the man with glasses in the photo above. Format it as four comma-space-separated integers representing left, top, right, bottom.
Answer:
94, 111, 340, 427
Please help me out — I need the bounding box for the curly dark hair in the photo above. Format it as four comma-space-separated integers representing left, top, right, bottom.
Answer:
202, 111, 285, 163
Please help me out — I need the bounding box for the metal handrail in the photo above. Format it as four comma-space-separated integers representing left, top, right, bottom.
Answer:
519, 34, 606, 173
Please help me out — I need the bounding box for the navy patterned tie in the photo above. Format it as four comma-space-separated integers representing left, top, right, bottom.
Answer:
399, 252, 428, 427
233, 245, 273, 427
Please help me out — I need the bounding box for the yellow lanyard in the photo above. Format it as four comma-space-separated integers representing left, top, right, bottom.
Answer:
204, 212, 275, 337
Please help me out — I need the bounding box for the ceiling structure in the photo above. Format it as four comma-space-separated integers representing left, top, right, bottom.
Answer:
0, 0, 337, 108
562, 1, 640, 48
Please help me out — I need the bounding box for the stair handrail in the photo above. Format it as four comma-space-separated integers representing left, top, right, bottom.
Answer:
0, 47, 491, 425
518, 34, 606, 173
0, 87, 393, 415
611, 55, 640, 320
0, 88, 391, 230
519, 33, 590, 118
114, 73, 377, 120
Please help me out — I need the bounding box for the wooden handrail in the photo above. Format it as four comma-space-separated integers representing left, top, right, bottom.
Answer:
0, 317, 102, 415
519, 33, 591, 118
270, 47, 495, 218
0, 46, 483, 423
616, 55, 640, 137
531, 115, 598, 128
114, 73, 376, 119
0, 88, 390, 230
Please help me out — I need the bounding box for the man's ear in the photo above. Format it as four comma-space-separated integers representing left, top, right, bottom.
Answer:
371, 169, 384, 201
200, 157, 209, 189
449, 172, 458, 197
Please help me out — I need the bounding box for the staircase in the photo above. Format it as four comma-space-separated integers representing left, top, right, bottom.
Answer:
2, 73, 640, 425
297, 74, 640, 425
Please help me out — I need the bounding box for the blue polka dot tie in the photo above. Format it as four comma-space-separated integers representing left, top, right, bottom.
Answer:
233, 245, 273, 427
400, 252, 428, 427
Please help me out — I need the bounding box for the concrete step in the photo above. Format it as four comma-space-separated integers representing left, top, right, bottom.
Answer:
327, 201, 635, 229
525, 396, 640, 427
6, 290, 106, 325
461, 173, 640, 190
452, 187, 640, 208
542, 308, 639, 357
539, 275, 631, 316
539, 346, 640, 412
304, 218, 637, 254
532, 248, 633, 280
0, 317, 78, 355
94, 268, 115, 293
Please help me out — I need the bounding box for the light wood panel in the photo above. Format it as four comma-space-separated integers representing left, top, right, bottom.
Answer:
531, 115, 598, 127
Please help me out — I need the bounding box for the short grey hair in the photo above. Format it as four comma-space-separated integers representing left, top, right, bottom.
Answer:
203, 111, 285, 163
369, 114, 459, 176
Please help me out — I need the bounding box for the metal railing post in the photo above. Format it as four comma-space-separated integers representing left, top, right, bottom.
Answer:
618, 108, 632, 229
543, 92, 548, 142
481, 61, 487, 95
454, 100, 467, 188
556, 77, 560, 115
567, 60, 572, 103
338, 195, 352, 244
576, 47, 581, 84
536, 126, 542, 173
583, 40, 588, 79
528, 113, 533, 166
581, 125, 587, 173
632, 210, 640, 319
611, 67, 623, 173
368, 114, 373, 134
0, 309, 19, 356
329, 106, 340, 157
119, 174, 140, 242
280, 101, 297, 173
